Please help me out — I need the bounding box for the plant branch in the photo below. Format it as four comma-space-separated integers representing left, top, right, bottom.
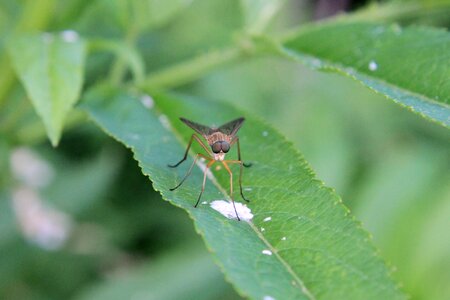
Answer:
109, 26, 140, 85
137, 46, 248, 93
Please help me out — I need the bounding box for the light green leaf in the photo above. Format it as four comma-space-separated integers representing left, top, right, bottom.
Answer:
80, 85, 405, 300
8, 32, 86, 146
282, 22, 450, 128
240, 0, 286, 33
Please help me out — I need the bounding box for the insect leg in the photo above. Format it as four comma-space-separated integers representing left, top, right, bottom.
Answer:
170, 153, 211, 191
194, 159, 215, 208
222, 161, 241, 221
226, 160, 250, 203
231, 137, 252, 168
168, 134, 212, 168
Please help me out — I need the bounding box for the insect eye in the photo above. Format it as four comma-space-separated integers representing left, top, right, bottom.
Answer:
211, 142, 221, 153
221, 142, 230, 153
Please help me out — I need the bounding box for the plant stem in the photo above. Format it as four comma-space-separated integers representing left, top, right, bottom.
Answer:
109, 26, 140, 85
137, 47, 244, 93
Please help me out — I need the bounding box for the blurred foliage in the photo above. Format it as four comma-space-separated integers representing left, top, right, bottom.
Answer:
0, 0, 449, 299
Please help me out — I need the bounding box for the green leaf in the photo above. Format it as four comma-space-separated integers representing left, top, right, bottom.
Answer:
240, 0, 286, 34
8, 32, 86, 145
282, 22, 450, 128
80, 85, 406, 300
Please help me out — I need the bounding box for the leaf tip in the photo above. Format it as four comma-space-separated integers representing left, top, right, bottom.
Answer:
48, 133, 61, 147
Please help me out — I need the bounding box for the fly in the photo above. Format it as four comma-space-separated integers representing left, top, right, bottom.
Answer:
168, 117, 252, 221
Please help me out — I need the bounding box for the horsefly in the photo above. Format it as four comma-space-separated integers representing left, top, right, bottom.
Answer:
168, 117, 251, 221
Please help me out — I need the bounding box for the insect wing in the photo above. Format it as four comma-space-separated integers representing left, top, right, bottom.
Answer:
180, 118, 214, 137
217, 117, 245, 137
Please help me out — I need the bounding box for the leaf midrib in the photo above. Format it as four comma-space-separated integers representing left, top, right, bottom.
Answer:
196, 160, 315, 300
240, 176, 384, 286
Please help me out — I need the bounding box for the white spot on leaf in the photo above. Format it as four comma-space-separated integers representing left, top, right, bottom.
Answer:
262, 249, 272, 255
261, 227, 265, 232
262, 131, 269, 137
210, 200, 253, 221
140, 94, 154, 109
263, 216, 271, 222
263, 296, 275, 300
368, 60, 378, 71
281, 236, 287, 241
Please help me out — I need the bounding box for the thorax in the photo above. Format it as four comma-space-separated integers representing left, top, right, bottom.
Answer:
206, 132, 231, 145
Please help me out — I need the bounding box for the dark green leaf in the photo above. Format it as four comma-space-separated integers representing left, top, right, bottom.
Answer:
80, 85, 405, 300
282, 22, 450, 128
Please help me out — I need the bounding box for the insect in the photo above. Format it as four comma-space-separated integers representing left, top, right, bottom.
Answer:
168, 117, 252, 221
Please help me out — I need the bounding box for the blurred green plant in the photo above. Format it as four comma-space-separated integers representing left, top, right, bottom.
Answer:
1, 0, 449, 299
